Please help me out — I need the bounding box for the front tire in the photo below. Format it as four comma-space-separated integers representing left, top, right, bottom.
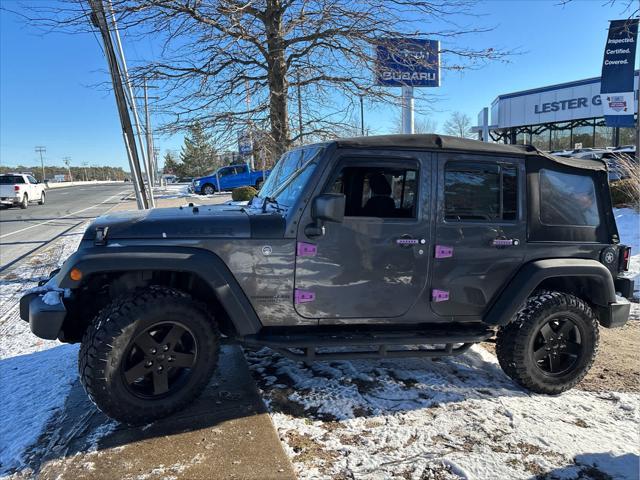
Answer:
496, 290, 599, 395
202, 184, 216, 195
38, 191, 45, 205
79, 287, 220, 424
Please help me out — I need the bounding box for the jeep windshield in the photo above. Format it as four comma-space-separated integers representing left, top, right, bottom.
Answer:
252, 145, 324, 210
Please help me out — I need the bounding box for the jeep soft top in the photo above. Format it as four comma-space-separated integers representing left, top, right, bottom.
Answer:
20, 134, 633, 424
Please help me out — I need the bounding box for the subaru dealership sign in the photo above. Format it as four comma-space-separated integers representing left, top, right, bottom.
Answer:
375, 39, 440, 87
600, 19, 639, 127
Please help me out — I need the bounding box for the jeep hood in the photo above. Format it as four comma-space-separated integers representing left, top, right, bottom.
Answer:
83, 204, 285, 241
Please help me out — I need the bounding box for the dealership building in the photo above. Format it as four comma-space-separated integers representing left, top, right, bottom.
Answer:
473, 71, 638, 150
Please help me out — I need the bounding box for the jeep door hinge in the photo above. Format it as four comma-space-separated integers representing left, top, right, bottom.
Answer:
435, 245, 453, 258
294, 289, 316, 304
432, 289, 450, 302
297, 242, 317, 257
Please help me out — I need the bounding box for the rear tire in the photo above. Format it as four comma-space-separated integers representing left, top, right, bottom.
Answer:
79, 287, 220, 425
496, 290, 598, 394
20, 194, 28, 209
38, 191, 45, 205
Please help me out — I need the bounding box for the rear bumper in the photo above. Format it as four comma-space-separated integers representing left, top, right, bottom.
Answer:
20, 291, 67, 340
597, 297, 631, 328
614, 277, 635, 299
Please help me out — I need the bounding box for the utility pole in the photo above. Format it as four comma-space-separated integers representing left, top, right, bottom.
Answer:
359, 95, 365, 136
63, 157, 73, 182
35, 146, 46, 182
82, 162, 89, 181
139, 78, 159, 186
88, 0, 148, 209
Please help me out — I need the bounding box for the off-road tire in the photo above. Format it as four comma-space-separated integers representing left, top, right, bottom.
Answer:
20, 194, 28, 209
79, 287, 220, 424
496, 290, 599, 395
38, 191, 45, 205
202, 183, 216, 195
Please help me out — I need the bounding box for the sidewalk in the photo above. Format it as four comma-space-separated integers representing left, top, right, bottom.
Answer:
33, 346, 296, 480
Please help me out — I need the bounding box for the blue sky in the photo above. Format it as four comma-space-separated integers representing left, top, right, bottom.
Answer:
0, 0, 633, 170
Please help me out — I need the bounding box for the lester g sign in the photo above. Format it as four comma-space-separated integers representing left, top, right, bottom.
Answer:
375, 38, 440, 87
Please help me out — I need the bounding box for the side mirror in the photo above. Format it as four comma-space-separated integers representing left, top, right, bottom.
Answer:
313, 193, 345, 223
306, 193, 345, 237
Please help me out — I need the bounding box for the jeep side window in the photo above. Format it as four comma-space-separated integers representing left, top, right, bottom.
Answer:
539, 169, 599, 226
444, 162, 517, 221
329, 165, 418, 218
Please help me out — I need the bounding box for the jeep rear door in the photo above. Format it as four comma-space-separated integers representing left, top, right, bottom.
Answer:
431, 154, 526, 318
294, 152, 432, 321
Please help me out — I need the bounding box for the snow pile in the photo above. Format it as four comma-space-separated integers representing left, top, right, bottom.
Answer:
0, 344, 79, 473
615, 208, 640, 297
0, 227, 87, 476
246, 347, 639, 480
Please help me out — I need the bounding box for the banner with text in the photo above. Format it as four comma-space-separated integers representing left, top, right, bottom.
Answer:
600, 19, 639, 127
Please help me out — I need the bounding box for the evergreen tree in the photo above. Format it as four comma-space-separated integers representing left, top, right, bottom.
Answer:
179, 123, 217, 177
162, 151, 180, 175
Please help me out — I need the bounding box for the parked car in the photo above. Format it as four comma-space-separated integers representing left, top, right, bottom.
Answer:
0, 173, 46, 208
192, 163, 270, 195
21, 135, 633, 424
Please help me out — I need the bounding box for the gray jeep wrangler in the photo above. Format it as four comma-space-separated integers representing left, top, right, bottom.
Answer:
21, 135, 634, 424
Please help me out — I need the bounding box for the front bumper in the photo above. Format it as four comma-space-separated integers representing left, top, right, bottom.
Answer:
20, 284, 67, 341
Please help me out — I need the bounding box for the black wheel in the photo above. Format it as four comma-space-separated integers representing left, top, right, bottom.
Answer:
202, 183, 216, 195
255, 179, 263, 190
20, 194, 28, 209
79, 287, 220, 424
38, 191, 45, 205
496, 290, 599, 394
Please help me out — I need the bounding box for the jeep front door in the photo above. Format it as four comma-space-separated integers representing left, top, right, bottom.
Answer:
294, 156, 431, 321
431, 155, 525, 318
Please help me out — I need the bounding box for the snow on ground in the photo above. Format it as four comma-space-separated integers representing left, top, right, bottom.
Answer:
615, 208, 640, 298
246, 346, 639, 480
0, 227, 86, 475
246, 208, 640, 480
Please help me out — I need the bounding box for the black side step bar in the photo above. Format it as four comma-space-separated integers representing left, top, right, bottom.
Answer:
238, 326, 494, 362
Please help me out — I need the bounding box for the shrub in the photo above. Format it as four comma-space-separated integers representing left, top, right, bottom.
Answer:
609, 154, 639, 209
610, 179, 638, 208
232, 186, 258, 202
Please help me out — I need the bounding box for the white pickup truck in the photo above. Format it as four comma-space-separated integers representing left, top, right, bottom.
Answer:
0, 173, 46, 209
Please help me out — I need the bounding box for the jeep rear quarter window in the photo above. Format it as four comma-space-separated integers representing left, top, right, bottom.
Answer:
539, 169, 599, 226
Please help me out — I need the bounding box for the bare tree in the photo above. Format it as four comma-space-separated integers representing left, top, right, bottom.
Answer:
392, 114, 438, 134
443, 111, 473, 138
16, 0, 511, 159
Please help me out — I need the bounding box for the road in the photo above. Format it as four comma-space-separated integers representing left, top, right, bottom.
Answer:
0, 183, 132, 271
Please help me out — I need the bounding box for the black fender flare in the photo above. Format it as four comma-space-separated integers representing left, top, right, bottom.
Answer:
484, 258, 616, 327
57, 246, 262, 336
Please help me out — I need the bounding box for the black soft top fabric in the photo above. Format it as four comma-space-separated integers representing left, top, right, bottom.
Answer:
327, 134, 607, 172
